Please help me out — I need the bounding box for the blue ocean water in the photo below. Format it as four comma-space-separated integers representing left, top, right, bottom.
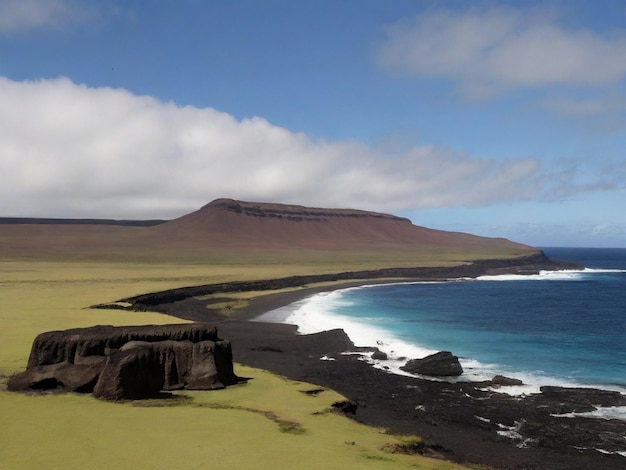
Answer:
260, 247, 626, 394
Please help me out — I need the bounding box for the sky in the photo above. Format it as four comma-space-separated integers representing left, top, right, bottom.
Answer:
1, 0, 625, 248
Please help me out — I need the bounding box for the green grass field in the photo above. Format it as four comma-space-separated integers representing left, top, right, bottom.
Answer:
0, 260, 470, 469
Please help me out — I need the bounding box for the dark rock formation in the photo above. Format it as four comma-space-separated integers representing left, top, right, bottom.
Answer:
8, 323, 238, 400
210, 198, 412, 223
491, 375, 524, 386
474, 375, 525, 388
95, 252, 581, 311
25, 323, 221, 368
538, 386, 625, 411
297, 328, 355, 356
7, 360, 105, 393
226, 328, 626, 469
371, 349, 388, 360
400, 351, 463, 377
93, 346, 164, 400
332, 400, 359, 415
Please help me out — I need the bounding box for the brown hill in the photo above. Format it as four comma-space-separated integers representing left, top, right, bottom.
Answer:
0, 198, 537, 265
153, 198, 532, 251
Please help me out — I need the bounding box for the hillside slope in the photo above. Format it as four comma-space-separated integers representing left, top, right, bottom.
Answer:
0, 198, 537, 264
153, 198, 533, 251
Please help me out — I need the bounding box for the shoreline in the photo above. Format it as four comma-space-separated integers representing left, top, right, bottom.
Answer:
251, 278, 626, 397
110, 256, 626, 469
227, 290, 626, 469
209, 291, 626, 469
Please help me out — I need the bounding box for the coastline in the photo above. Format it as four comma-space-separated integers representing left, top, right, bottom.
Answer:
119, 275, 626, 468
167, 286, 625, 469
253, 276, 626, 396
225, 289, 626, 470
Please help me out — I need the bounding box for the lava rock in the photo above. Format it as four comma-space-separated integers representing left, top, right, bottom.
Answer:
8, 323, 238, 400
400, 351, 463, 377
491, 375, 524, 387
7, 360, 105, 393
332, 400, 358, 415
371, 349, 388, 360
93, 347, 164, 400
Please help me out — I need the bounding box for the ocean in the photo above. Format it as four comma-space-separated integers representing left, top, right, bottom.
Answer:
257, 247, 626, 401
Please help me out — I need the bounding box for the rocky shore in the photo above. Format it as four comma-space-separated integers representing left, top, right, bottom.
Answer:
97, 253, 626, 469
106, 251, 578, 309
219, 324, 626, 470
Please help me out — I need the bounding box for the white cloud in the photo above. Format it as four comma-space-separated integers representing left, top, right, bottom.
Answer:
377, 6, 626, 98
0, 76, 604, 219
0, 0, 96, 33
542, 93, 626, 117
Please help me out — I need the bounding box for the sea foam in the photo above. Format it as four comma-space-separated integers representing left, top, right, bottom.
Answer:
261, 288, 439, 359
477, 270, 584, 282
476, 267, 626, 282
256, 286, 572, 394
256, 273, 626, 397
552, 406, 626, 421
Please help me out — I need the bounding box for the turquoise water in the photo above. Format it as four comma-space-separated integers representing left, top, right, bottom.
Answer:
260, 248, 626, 394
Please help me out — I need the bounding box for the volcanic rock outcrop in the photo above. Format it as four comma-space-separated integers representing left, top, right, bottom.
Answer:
8, 323, 238, 400
401, 351, 463, 377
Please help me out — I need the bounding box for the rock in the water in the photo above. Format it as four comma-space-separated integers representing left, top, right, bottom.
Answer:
491, 375, 524, 387
400, 351, 463, 377
371, 349, 388, 360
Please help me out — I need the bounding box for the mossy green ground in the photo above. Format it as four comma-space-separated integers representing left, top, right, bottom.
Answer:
0, 260, 468, 469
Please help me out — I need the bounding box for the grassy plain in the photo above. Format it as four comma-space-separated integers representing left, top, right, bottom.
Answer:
0, 259, 469, 470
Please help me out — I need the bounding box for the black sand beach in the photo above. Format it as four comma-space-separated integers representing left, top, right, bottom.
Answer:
132, 276, 626, 470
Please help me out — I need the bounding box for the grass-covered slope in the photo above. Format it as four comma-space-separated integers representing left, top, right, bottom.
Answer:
0, 199, 536, 469
0, 261, 468, 470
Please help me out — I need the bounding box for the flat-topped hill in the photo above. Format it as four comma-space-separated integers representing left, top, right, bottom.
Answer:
152, 198, 533, 252
0, 198, 537, 265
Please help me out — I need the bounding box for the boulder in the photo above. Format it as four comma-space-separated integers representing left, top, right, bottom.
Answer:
491, 375, 524, 387
371, 349, 388, 360
297, 328, 355, 355
400, 351, 463, 377
475, 375, 524, 389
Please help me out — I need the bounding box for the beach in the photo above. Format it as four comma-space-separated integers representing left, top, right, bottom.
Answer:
141, 277, 626, 470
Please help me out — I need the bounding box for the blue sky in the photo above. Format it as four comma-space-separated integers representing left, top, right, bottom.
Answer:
1, 0, 625, 247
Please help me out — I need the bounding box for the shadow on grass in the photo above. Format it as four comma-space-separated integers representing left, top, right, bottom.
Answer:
130, 386, 307, 435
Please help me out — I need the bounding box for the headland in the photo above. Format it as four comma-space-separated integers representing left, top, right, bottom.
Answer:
95, 253, 626, 470
3, 199, 623, 469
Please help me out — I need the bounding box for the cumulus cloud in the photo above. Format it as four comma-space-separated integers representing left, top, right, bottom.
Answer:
377, 6, 626, 98
0, 0, 96, 33
0, 76, 602, 219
